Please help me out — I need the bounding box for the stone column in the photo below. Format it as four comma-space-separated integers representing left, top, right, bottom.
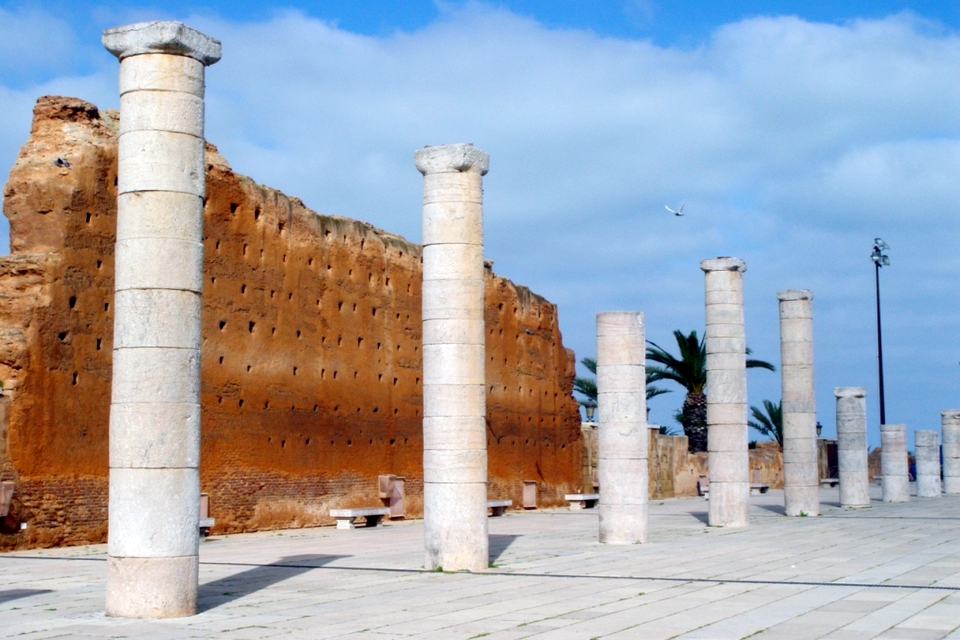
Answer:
596, 312, 648, 544
915, 430, 941, 498
777, 290, 818, 516
102, 21, 220, 618
880, 423, 910, 503
943, 410, 960, 494
415, 143, 488, 572
834, 387, 870, 507
701, 257, 749, 528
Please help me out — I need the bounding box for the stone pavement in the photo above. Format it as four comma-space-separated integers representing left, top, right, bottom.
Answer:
2, 486, 960, 639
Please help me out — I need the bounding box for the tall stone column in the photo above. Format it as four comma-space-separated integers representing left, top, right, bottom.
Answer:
415, 143, 488, 572
880, 423, 910, 503
915, 430, 941, 498
834, 387, 869, 507
777, 290, 818, 516
701, 257, 749, 527
102, 22, 220, 618
596, 312, 648, 544
943, 410, 960, 494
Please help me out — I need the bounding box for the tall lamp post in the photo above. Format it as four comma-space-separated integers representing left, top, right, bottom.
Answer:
871, 238, 890, 425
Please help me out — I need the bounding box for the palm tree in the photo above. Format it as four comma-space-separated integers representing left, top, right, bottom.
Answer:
646, 330, 775, 453
573, 357, 669, 408
749, 400, 783, 448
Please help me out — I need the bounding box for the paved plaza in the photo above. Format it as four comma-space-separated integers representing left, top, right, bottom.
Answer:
2, 486, 960, 639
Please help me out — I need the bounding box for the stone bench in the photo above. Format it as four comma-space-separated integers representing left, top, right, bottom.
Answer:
820, 478, 839, 487
698, 476, 710, 498
564, 493, 600, 510
487, 500, 512, 516
750, 484, 770, 494
330, 507, 390, 530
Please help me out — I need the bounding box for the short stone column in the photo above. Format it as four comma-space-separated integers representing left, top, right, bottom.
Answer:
777, 290, 818, 516
880, 423, 910, 503
596, 312, 648, 544
915, 430, 941, 498
701, 257, 749, 527
834, 387, 870, 507
102, 21, 220, 618
415, 143, 488, 572
943, 410, 960, 494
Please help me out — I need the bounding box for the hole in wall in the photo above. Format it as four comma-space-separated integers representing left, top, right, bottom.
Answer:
333, 371, 338, 379
58, 331, 67, 341
97, 260, 102, 269
357, 337, 363, 347
230, 203, 238, 214
85, 212, 91, 223
248, 321, 255, 333
243, 244, 248, 256
393, 408, 398, 414
264, 400, 269, 409
68, 296, 76, 309
219, 320, 226, 330
241, 284, 246, 294
337, 336, 342, 346
296, 330, 301, 338
378, 374, 382, 381
308, 258, 313, 266
254, 207, 261, 220
211, 277, 216, 285
288, 293, 292, 300
385, 277, 390, 286
71, 372, 78, 385
96, 338, 102, 351
271, 327, 276, 335
352, 303, 356, 311
393, 378, 398, 385
371, 307, 377, 316
238, 399, 244, 407
293, 367, 298, 376
219, 356, 223, 364
246, 365, 251, 372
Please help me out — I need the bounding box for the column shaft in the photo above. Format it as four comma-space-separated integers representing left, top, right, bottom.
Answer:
596, 312, 647, 544
834, 387, 870, 507
880, 423, 909, 502
777, 290, 818, 516
702, 257, 749, 527
103, 21, 220, 618
915, 430, 941, 498
416, 143, 489, 572
943, 411, 960, 494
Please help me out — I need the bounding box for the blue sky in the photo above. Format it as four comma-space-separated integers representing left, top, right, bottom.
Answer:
2, 1, 959, 447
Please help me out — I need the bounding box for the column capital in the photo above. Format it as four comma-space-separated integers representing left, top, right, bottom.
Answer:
701, 257, 746, 273
941, 409, 960, 420
834, 386, 866, 398
103, 21, 222, 66
415, 143, 489, 176
777, 289, 813, 302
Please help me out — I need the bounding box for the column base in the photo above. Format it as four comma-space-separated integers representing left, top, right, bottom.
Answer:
708, 482, 749, 527
784, 486, 819, 516
106, 555, 198, 618
423, 481, 488, 572
599, 503, 648, 544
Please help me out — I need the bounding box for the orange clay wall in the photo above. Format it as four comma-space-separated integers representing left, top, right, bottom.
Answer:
0, 96, 582, 550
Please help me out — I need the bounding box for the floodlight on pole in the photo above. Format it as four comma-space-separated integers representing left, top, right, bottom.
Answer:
871, 238, 890, 426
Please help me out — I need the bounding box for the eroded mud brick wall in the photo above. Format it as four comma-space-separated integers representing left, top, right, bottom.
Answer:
0, 97, 582, 549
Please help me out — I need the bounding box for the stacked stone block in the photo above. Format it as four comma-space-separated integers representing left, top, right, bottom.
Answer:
102, 21, 220, 618
701, 257, 749, 528
834, 387, 870, 507
415, 143, 489, 572
777, 290, 818, 516
915, 430, 941, 498
943, 410, 960, 494
596, 312, 648, 544
880, 423, 910, 503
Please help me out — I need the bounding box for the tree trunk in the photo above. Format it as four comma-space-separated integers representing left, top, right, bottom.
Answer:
682, 391, 707, 453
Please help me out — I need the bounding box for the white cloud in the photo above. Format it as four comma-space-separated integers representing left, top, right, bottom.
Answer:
1, 6, 958, 444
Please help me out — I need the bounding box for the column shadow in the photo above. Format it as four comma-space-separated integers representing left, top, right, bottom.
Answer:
689, 511, 709, 525
489, 534, 520, 565
198, 554, 347, 612
0, 589, 53, 605
756, 504, 786, 516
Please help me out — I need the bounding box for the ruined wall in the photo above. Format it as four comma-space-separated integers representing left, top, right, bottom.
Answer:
0, 96, 582, 549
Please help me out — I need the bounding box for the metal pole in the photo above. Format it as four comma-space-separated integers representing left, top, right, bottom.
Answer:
875, 260, 886, 425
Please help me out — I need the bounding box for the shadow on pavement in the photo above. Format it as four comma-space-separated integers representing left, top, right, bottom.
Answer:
0, 589, 53, 605
489, 534, 520, 564
689, 511, 709, 525
757, 504, 786, 516
199, 554, 347, 611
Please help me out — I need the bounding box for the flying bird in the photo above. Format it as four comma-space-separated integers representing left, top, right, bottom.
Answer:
665, 204, 685, 216
55, 158, 71, 169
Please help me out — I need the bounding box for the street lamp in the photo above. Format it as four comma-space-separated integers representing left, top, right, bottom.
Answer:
871, 238, 890, 425
584, 398, 597, 423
